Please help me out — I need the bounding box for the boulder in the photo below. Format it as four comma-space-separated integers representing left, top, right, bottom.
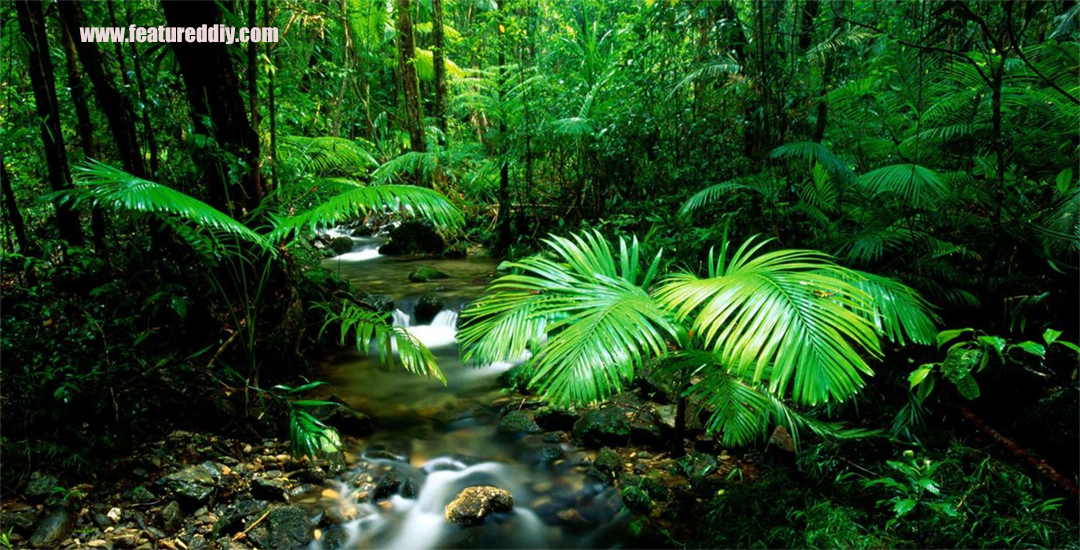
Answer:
366, 294, 396, 315
408, 266, 451, 283
28, 508, 74, 549
497, 411, 542, 435
157, 501, 184, 535
159, 463, 218, 505
251, 476, 289, 502
593, 447, 621, 473
247, 506, 311, 550
0, 503, 38, 533
321, 525, 352, 550
534, 406, 577, 430
768, 426, 796, 453
24, 473, 58, 502
444, 486, 514, 524
413, 293, 445, 324
373, 470, 418, 501
379, 220, 446, 255
214, 500, 269, 536
329, 237, 354, 256
571, 395, 663, 447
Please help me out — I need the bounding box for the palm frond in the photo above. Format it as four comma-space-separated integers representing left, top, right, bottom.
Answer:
859, 163, 949, 208
656, 238, 881, 406
317, 300, 445, 382
279, 136, 378, 177
679, 175, 783, 215
271, 183, 463, 240
63, 161, 271, 253
346, 0, 390, 51
841, 270, 940, 346
414, 47, 465, 81
771, 141, 856, 185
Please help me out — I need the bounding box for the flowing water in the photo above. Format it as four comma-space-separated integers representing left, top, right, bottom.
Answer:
309, 234, 632, 549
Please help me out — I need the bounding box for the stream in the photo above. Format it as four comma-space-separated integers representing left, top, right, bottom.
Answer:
309, 233, 633, 549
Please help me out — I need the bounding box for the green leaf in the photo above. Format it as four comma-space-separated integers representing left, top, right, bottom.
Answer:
1015, 341, 1046, 358
893, 499, 918, 516
915, 375, 936, 403
1056, 167, 1074, 194
292, 400, 339, 408
909, 366, 933, 389
936, 328, 973, 349
954, 374, 980, 400
977, 335, 1007, 363
1043, 328, 1063, 346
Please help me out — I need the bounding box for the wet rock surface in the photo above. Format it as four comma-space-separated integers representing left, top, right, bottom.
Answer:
444, 486, 514, 524
28, 508, 74, 549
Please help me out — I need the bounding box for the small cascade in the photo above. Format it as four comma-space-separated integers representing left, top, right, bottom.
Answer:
391, 308, 412, 327
431, 309, 459, 328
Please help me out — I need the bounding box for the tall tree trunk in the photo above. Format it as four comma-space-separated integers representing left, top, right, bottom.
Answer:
123, 1, 160, 178
813, 1, 843, 143
0, 149, 34, 256
496, 10, 512, 252
266, 1, 278, 192
60, 19, 108, 255
432, 0, 449, 141
17, 0, 83, 246
58, 1, 146, 179
248, 0, 262, 196
797, 0, 820, 53
395, 0, 426, 160
162, 0, 262, 215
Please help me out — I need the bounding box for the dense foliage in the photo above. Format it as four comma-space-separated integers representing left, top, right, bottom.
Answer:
1, 0, 1077, 548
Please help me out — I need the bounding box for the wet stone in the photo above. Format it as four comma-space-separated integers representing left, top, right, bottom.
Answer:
246, 506, 312, 550
497, 411, 543, 435
444, 486, 514, 525
28, 508, 74, 549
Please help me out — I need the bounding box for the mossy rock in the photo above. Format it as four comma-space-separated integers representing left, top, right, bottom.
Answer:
329, 236, 354, 256
497, 410, 542, 435
500, 363, 534, 391
594, 447, 621, 473
413, 293, 445, 324
408, 266, 451, 283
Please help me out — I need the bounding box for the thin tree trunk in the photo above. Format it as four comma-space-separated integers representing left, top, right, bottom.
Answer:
58, 1, 146, 179
162, 0, 262, 215
432, 0, 449, 141
60, 20, 107, 255
395, 0, 426, 160
124, 1, 160, 178
17, 0, 83, 246
247, 0, 262, 198
0, 149, 34, 256
266, 1, 278, 192
496, 9, 511, 252
813, 1, 843, 143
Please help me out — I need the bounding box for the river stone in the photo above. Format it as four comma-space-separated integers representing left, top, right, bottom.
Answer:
373, 470, 418, 501
499, 364, 534, 392
160, 463, 217, 505
214, 500, 268, 536
247, 506, 311, 550
413, 293, 445, 324
24, 473, 58, 501
444, 486, 514, 524
531, 445, 565, 466
329, 237, 354, 256
28, 508, 74, 549
379, 220, 446, 255
534, 406, 577, 430
128, 486, 156, 504
409, 266, 451, 283
497, 411, 542, 435
322, 525, 351, 550
365, 294, 395, 314
251, 476, 289, 502
572, 397, 663, 447
594, 447, 621, 473
0, 503, 37, 533
158, 501, 184, 535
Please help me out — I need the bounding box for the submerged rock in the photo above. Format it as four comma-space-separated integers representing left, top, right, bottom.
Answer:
409, 266, 451, 283
28, 508, 74, 549
497, 411, 543, 435
373, 470, 418, 501
247, 506, 312, 550
444, 486, 514, 524
413, 292, 445, 324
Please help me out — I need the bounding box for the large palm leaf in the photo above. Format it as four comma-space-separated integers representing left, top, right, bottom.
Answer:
317, 300, 445, 382
655, 238, 883, 406
460, 231, 678, 406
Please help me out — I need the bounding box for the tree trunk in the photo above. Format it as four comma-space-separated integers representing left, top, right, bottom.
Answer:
797, 0, 820, 53
60, 19, 107, 255
266, 1, 278, 192
17, 0, 83, 246
432, 0, 449, 141
0, 149, 34, 256
124, 1, 160, 178
58, 1, 146, 179
813, 1, 843, 143
395, 0, 426, 159
496, 10, 511, 252
162, 0, 263, 215
247, 0, 262, 197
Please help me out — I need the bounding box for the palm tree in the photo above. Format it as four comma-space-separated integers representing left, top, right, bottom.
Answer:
459, 230, 937, 448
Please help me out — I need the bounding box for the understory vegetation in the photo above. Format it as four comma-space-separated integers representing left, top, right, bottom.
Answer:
1, 0, 1077, 549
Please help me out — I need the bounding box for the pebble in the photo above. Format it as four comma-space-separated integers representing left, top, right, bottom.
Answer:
107, 508, 122, 522
87, 540, 109, 548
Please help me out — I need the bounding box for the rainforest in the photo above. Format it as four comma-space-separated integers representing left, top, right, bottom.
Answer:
1, 1, 1078, 549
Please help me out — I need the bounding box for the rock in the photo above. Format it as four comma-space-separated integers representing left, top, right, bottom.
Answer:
247, 506, 311, 550
24, 473, 58, 501
213, 500, 267, 536
534, 406, 577, 430
413, 293, 445, 324
159, 463, 218, 505
769, 425, 796, 453
542, 431, 570, 444
530, 445, 565, 466
86, 540, 111, 549
409, 266, 451, 283
571, 396, 663, 447
329, 237, 354, 256
379, 220, 446, 256
28, 508, 74, 549
671, 452, 718, 479
322, 502, 363, 526
555, 508, 592, 530
251, 476, 289, 502
321, 526, 351, 550
313, 397, 371, 434
365, 294, 395, 314
444, 486, 514, 524
499, 364, 534, 392
594, 447, 621, 473
373, 470, 418, 501
158, 501, 184, 535
497, 411, 543, 435
128, 486, 156, 504
107, 508, 122, 523
0, 503, 37, 533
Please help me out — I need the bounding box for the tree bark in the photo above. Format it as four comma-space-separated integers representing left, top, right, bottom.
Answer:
58, 1, 146, 179
0, 149, 34, 256
60, 18, 108, 255
247, 0, 262, 197
17, 0, 83, 246
123, 1, 160, 178
432, 0, 449, 141
496, 9, 512, 252
395, 0, 426, 159
813, 1, 844, 143
161, 0, 262, 215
